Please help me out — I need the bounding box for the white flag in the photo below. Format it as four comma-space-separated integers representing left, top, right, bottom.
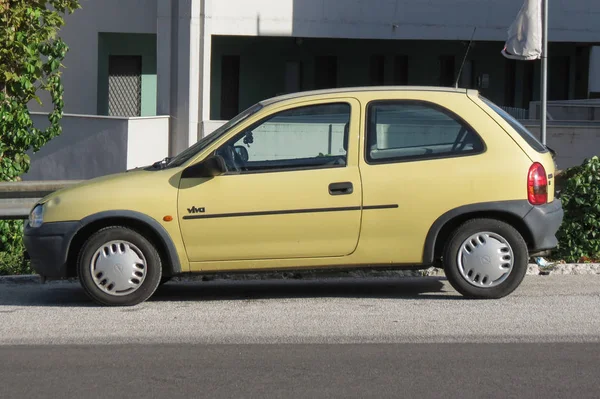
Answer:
501, 0, 542, 60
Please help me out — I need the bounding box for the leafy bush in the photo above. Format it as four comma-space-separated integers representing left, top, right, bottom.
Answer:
553, 156, 600, 263
0, 221, 31, 276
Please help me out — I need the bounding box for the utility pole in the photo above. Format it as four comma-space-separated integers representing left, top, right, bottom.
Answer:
540, 0, 548, 145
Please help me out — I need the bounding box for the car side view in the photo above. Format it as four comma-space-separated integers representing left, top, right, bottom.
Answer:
23, 86, 564, 306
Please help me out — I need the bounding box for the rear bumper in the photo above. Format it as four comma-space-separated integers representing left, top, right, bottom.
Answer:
523, 199, 564, 253
23, 221, 81, 278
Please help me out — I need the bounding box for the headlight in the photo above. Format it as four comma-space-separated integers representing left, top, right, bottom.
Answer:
28, 204, 44, 228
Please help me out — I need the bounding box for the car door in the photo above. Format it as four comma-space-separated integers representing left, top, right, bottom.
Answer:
356, 94, 492, 264
178, 98, 363, 263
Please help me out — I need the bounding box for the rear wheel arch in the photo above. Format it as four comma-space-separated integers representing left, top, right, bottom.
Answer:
424, 201, 535, 264
66, 211, 181, 278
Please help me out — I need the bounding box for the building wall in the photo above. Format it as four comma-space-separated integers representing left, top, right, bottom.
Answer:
208, 0, 600, 42
28, 0, 158, 116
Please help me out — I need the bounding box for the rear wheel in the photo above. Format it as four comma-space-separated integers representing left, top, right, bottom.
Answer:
443, 218, 528, 299
77, 226, 162, 306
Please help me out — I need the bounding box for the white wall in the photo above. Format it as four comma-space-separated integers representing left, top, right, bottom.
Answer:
524, 123, 600, 170
25, 114, 129, 180
24, 113, 169, 181
208, 0, 600, 42
127, 116, 170, 169
29, 0, 158, 116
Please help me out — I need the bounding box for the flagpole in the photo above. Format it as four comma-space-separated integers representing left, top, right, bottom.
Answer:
541, 0, 548, 145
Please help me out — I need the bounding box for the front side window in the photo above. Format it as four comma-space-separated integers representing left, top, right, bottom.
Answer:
166, 103, 263, 168
365, 101, 485, 163
215, 103, 351, 173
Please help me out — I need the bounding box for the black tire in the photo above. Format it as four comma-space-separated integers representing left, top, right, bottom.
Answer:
77, 226, 162, 306
443, 218, 528, 299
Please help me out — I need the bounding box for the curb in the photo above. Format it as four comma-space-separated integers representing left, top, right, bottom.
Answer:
1, 263, 599, 284
424, 263, 600, 277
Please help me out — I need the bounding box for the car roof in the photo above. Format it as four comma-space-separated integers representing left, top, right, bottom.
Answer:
259, 86, 473, 106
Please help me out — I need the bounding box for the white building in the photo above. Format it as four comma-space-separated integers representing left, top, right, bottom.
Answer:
26, 0, 600, 179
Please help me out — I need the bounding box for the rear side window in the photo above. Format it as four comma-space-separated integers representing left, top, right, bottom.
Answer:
479, 96, 547, 153
365, 101, 485, 164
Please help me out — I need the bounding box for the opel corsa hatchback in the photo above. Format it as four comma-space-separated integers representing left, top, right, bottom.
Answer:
24, 87, 563, 306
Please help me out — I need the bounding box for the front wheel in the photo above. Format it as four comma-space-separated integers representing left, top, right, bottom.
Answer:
443, 218, 528, 299
77, 226, 162, 306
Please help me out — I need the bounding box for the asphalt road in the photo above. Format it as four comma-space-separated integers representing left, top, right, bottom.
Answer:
1, 343, 599, 399
1, 275, 599, 398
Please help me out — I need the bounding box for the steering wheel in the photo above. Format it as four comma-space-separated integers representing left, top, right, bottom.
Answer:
225, 146, 241, 172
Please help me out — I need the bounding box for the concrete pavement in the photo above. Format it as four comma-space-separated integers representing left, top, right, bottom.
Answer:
1, 275, 599, 345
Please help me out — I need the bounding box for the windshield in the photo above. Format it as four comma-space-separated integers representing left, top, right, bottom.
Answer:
166, 103, 264, 168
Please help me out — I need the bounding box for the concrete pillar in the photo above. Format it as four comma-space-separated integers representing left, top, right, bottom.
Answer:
156, 0, 205, 156
199, 0, 212, 136
589, 46, 600, 97
156, 0, 172, 117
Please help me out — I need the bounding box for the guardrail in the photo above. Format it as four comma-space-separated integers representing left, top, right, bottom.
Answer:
0, 180, 83, 220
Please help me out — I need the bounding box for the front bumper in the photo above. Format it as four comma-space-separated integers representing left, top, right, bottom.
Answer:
523, 199, 564, 252
23, 221, 81, 278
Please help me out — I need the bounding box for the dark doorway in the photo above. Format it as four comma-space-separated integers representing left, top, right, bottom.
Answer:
522, 62, 535, 109
504, 59, 516, 107
439, 55, 455, 87
369, 55, 385, 85
315, 56, 338, 89
220, 55, 240, 120
108, 55, 142, 117
393, 55, 409, 85
549, 56, 570, 101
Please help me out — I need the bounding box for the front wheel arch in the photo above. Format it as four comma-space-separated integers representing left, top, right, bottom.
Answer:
66, 211, 181, 278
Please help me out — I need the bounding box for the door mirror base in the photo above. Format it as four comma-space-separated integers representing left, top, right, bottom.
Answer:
181, 155, 227, 178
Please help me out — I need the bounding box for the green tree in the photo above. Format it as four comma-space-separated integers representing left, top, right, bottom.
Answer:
0, 0, 81, 273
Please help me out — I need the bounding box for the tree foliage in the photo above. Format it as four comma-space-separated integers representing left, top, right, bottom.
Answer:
0, 0, 80, 260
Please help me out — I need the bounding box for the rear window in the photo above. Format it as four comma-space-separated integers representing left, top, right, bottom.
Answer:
479, 96, 547, 153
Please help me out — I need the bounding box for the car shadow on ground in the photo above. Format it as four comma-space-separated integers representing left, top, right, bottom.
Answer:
149, 276, 459, 302
0, 277, 459, 307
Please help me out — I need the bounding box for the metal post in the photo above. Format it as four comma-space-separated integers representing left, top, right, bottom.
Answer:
541, 0, 548, 145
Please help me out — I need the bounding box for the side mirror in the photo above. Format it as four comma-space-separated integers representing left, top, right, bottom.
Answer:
181, 155, 227, 179
234, 145, 249, 162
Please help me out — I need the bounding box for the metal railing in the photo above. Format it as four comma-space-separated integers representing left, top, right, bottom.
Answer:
0, 181, 83, 220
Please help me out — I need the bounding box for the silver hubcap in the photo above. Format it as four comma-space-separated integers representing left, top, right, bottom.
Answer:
90, 240, 147, 296
457, 232, 514, 288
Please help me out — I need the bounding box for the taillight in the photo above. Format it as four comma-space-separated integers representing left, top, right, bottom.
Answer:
527, 162, 548, 205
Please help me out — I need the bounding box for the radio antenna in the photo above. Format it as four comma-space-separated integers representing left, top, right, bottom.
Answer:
455, 27, 477, 88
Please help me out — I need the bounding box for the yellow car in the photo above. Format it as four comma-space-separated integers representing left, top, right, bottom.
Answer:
23, 86, 563, 306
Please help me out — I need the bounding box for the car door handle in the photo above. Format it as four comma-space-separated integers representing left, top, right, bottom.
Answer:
329, 182, 353, 196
